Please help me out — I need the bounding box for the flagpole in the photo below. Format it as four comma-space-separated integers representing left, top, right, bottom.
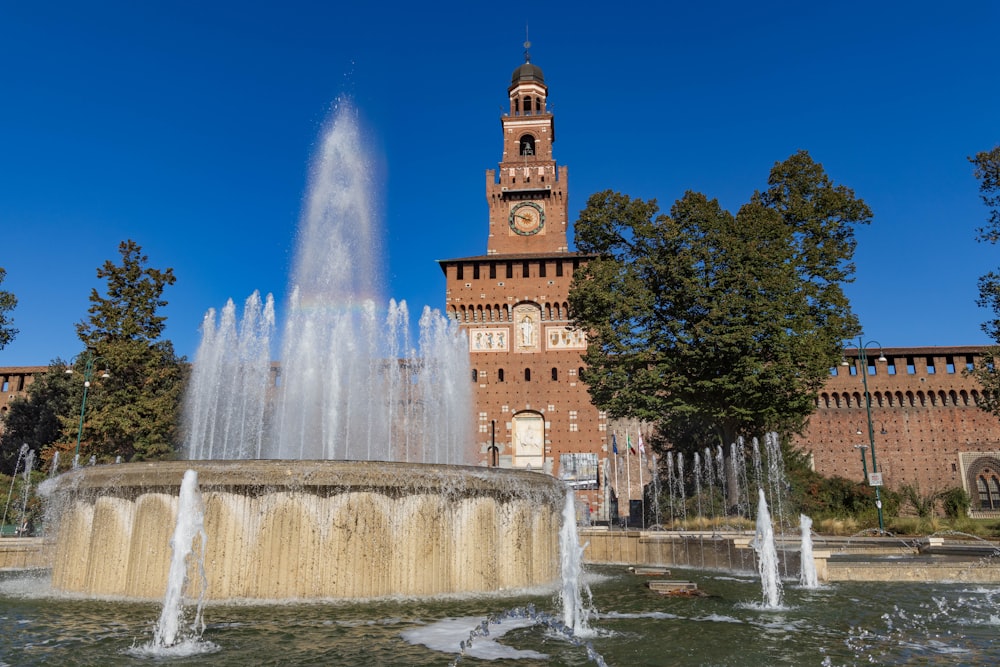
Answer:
625, 433, 632, 528
613, 434, 621, 528
638, 434, 645, 530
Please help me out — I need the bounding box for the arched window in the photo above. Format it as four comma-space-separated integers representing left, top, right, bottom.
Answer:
524, 96, 533, 113
977, 473, 1000, 509
551, 367, 558, 381
524, 368, 531, 381
519, 134, 535, 156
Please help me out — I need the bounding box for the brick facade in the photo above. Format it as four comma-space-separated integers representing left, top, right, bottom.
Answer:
0, 366, 47, 435
794, 346, 1000, 516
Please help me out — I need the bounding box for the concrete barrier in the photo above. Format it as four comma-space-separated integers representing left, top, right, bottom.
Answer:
0, 538, 49, 570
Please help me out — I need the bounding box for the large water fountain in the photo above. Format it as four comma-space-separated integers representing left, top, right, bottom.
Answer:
42, 101, 566, 601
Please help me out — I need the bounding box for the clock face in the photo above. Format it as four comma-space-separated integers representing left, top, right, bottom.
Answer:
509, 202, 545, 236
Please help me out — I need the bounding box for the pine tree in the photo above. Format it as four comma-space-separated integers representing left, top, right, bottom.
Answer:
67, 240, 187, 461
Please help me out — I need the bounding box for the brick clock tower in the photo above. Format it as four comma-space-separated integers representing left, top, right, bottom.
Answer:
439, 51, 608, 520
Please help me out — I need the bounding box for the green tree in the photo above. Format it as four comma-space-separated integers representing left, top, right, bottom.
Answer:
570, 151, 871, 460
67, 240, 186, 462
968, 146, 1000, 416
0, 361, 73, 474
0, 267, 17, 350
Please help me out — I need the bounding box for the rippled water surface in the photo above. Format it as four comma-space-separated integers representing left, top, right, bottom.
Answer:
2, 567, 998, 666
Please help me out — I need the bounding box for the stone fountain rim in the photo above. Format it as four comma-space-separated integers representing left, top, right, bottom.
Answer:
46, 459, 567, 502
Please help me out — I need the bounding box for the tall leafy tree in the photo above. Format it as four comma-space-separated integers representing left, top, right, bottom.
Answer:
0, 267, 17, 350
570, 151, 871, 458
67, 240, 186, 462
968, 146, 1000, 415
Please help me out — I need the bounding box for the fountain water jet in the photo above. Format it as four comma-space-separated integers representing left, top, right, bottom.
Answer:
152, 470, 208, 648
799, 514, 819, 588
751, 488, 783, 608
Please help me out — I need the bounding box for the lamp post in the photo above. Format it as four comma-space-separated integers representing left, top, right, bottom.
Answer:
65, 348, 109, 467
841, 337, 887, 533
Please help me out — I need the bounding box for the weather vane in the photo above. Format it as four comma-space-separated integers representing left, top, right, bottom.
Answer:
524, 25, 531, 62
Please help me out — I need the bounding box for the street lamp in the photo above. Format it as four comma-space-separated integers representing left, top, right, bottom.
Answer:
841, 337, 887, 533
65, 348, 110, 467
853, 443, 869, 480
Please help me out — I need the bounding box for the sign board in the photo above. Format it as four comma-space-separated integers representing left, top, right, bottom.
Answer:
867, 472, 883, 487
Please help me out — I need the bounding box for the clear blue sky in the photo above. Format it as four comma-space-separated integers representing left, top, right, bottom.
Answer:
1, 1, 998, 366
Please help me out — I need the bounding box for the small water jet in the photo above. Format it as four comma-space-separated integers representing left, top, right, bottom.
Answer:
559, 490, 593, 635
751, 488, 783, 608
152, 469, 208, 648
2, 444, 29, 532
799, 513, 819, 588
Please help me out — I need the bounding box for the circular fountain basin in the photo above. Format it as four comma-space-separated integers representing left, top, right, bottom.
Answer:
44, 460, 565, 600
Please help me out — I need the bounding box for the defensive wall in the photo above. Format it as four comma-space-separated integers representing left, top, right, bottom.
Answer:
5, 346, 1000, 516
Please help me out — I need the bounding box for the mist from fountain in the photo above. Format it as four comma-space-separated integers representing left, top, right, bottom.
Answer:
183, 102, 471, 464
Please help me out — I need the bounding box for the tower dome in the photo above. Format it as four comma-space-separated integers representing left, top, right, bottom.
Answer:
511, 60, 545, 85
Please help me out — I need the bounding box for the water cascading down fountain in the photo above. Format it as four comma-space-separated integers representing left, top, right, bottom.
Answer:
43, 101, 566, 600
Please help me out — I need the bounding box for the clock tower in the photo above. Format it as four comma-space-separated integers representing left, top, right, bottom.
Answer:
485, 50, 569, 255
439, 48, 609, 522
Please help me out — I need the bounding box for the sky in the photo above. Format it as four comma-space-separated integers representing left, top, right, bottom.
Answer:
1, 1, 998, 367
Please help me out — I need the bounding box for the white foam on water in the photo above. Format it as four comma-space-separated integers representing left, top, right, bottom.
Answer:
400, 616, 547, 660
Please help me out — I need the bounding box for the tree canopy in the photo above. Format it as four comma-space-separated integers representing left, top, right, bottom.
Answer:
0, 267, 17, 350
569, 151, 871, 449
967, 146, 1000, 416
66, 240, 186, 462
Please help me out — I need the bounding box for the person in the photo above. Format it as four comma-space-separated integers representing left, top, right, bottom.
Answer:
15, 519, 32, 537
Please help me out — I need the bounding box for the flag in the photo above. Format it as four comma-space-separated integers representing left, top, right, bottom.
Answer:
627, 434, 635, 454
638, 435, 646, 456
612, 433, 619, 455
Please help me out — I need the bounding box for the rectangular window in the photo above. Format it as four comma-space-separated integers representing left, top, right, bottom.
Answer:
506, 262, 513, 279
946, 356, 955, 374
830, 367, 838, 376
926, 356, 936, 374
849, 363, 858, 376
887, 360, 897, 375
906, 356, 915, 374
522, 261, 530, 278
867, 360, 877, 375
456, 264, 464, 280
473, 264, 480, 280
556, 262, 564, 277
489, 263, 496, 279
967, 355, 976, 371
539, 262, 546, 278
